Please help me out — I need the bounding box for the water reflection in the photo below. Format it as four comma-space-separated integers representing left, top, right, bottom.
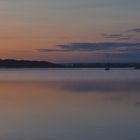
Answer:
58, 79, 140, 93
0, 70, 140, 140
57, 79, 140, 107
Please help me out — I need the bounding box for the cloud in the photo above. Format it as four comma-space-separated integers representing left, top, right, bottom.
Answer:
129, 28, 140, 32
38, 42, 140, 53
38, 48, 66, 52
101, 34, 129, 40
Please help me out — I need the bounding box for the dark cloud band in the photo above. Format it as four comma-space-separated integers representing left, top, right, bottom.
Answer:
101, 34, 129, 40
129, 28, 140, 33
38, 42, 140, 53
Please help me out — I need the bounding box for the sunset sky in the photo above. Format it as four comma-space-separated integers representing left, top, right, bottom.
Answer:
0, 0, 140, 62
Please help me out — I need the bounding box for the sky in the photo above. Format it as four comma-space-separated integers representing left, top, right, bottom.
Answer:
0, 0, 140, 62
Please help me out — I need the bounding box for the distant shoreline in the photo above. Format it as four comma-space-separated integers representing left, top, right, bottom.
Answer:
0, 59, 139, 69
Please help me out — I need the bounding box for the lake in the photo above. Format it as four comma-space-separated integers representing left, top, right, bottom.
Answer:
0, 68, 140, 140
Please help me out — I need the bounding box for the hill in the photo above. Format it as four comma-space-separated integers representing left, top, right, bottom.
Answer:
0, 59, 62, 68
0, 59, 139, 69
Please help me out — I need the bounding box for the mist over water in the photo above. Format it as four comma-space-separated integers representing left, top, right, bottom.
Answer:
0, 69, 140, 140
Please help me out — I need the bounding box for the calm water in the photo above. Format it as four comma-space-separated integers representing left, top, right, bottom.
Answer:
0, 69, 140, 140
